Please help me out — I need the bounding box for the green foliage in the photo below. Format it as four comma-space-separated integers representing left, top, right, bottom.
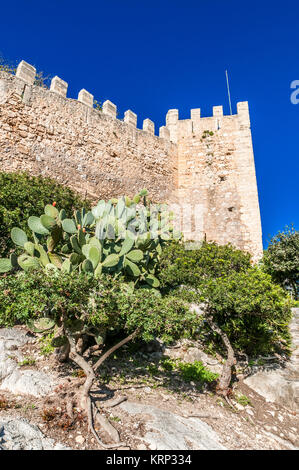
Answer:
0, 172, 90, 257
158, 240, 251, 289
0, 270, 200, 348
0, 57, 17, 74
116, 287, 199, 343
38, 333, 55, 356
193, 268, 293, 355
177, 360, 218, 384
18, 357, 36, 367
159, 240, 293, 355
234, 393, 252, 407
93, 100, 102, 111
90, 193, 179, 287
263, 226, 299, 300
0, 258, 13, 273
110, 416, 121, 422
161, 358, 218, 384
1, 171, 293, 362
0, 270, 116, 330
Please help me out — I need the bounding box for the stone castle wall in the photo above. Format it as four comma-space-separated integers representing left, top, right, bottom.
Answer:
0, 60, 263, 259
0, 62, 177, 203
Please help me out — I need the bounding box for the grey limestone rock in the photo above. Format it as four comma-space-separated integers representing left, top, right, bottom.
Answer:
0, 328, 55, 397
120, 401, 226, 450
0, 417, 71, 450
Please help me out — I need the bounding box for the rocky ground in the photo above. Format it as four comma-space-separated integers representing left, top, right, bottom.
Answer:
0, 314, 298, 451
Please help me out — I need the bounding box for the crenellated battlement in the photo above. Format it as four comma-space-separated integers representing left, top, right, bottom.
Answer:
13, 60, 250, 144
14, 60, 172, 140
165, 102, 250, 143
0, 59, 262, 260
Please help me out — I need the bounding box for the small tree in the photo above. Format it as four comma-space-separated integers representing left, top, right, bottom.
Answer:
174, 266, 293, 397
263, 226, 299, 300
198, 268, 293, 355
0, 270, 199, 448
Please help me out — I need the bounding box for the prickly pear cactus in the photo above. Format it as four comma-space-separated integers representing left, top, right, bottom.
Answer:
90, 189, 180, 287
0, 203, 94, 274
0, 190, 180, 288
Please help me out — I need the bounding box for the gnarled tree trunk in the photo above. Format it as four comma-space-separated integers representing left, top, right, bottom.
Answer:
206, 313, 236, 396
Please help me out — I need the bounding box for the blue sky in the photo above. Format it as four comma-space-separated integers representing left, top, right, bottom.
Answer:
0, 0, 298, 247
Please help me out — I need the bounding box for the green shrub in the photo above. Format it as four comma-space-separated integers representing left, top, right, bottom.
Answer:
160, 357, 218, 384
18, 357, 36, 367
262, 226, 299, 300
38, 333, 55, 356
117, 288, 198, 343
0, 172, 90, 257
158, 240, 251, 289
0, 270, 199, 345
155, 240, 293, 355
0, 270, 100, 328
196, 268, 293, 355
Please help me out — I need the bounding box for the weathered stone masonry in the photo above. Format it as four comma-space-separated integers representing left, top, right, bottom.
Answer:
168, 103, 263, 258
0, 60, 263, 259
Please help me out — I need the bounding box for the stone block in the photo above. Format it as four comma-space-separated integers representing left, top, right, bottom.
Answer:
50, 76, 68, 97
166, 109, 179, 143
159, 126, 170, 140
124, 109, 137, 127
143, 118, 155, 134
78, 89, 94, 108
102, 100, 117, 118
16, 60, 36, 85
166, 109, 179, 126
237, 101, 249, 114
237, 101, 250, 125
213, 105, 223, 117
191, 108, 201, 120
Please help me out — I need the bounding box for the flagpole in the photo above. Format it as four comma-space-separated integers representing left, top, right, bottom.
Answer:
225, 70, 233, 115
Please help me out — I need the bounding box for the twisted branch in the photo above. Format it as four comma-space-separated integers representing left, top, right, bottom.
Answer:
205, 314, 236, 396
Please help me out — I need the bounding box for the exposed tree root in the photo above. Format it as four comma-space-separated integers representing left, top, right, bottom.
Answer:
88, 395, 126, 449
100, 396, 128, 409
66, 399, 75, 421
65, 329, 139, 449
223, 395, 236, 410
94, 406, 121, 442
184, 414, 219, 419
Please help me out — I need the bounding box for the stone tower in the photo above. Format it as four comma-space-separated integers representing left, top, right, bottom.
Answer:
165, 103, 263, 260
